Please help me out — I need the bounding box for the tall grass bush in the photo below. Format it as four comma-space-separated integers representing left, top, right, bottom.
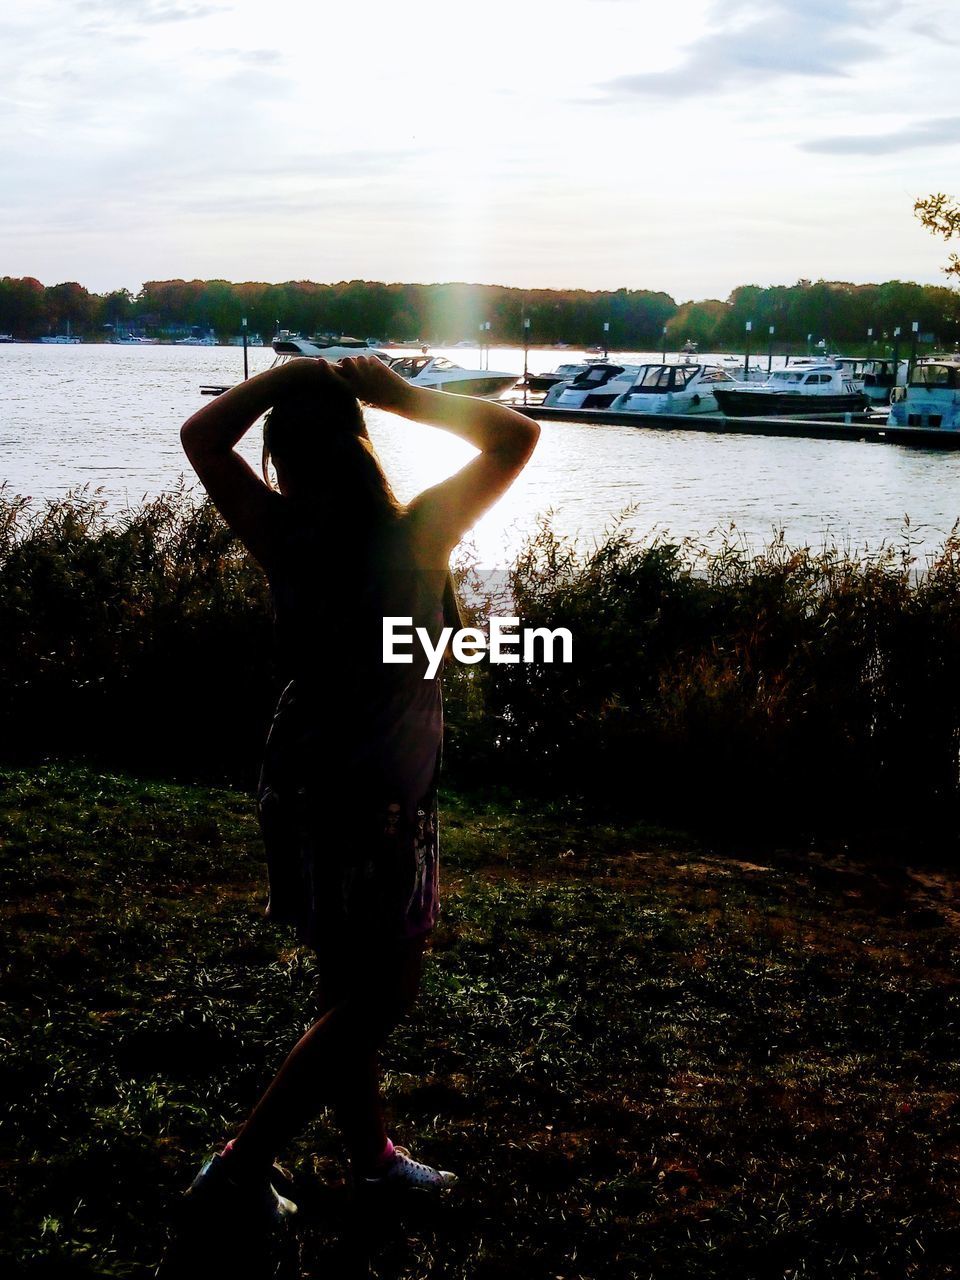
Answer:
3, 485, 959, 850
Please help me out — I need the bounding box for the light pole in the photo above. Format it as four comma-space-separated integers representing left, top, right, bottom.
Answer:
892, 326, 902, 381
767, 324, 775, 375
661, 325, 667, 364
744, 321, 753, 378
241, 316, 249, 380
603, 321, 610, 359
523, 311, 531, 404
910, 320, 920, 379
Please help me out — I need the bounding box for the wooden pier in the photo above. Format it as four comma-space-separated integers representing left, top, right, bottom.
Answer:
512, 405, 960, 450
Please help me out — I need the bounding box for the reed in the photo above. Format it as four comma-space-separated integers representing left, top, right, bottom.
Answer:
3, 485, 960, 849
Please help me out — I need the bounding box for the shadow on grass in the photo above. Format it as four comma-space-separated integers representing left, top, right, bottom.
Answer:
3, 762, 960, 1278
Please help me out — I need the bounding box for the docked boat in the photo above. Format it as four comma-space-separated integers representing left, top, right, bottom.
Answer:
713, 361, 868, 417
175, 332, 218, 346
718, 356, 767, 382
543, 361, 642, 409
386, 353, 518, 399
887, 357, 960, 430
40, 321, 81, 344
112, 334, 159, 345
680, 339, 698, 355
273, 334, 384, 360
272, 335, 518, 399
836, 357, 907, 405
524, 359, 605, 393
609, 363, 738, 414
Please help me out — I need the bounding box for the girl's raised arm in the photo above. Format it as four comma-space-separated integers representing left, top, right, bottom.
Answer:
334, 355, 539, 555
180, 358, 345, 568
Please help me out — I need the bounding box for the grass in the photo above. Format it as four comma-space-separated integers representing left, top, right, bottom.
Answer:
3, 762, 960, 1278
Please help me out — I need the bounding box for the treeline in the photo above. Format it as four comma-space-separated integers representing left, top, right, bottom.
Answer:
4, 485, 960, 854
3, 274, 960, 349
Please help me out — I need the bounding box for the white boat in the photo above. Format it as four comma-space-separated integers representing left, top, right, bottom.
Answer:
524, 359, 606, 393
40, 321, 81, 344
543, 361, 642, 409
888, 357, 960, 430
272, 335, 518, 399
386, 354, 518, 399
836, 357, 907, 406
176, 332, 218, 346
713, 361, 868, 417
609, 363, 738, 414
718, 355, 767, 382
274, 334, 391, 361
112, 335, 159, 345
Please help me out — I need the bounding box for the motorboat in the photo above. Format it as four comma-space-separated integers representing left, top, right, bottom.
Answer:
887, 357, 960, 430
609, 363, 738, 415
272, 335, 518, 399
836, 358, 907, 405
273, 334, 387, 361
680, 339, 698, 355
40, 321, 81, 344
387, 354, 519, 399
543, 361, 643, 409
175, 332, 218, 346
713, 361, 868, 417
524, 359, 606, 393
112, 334, 159, 345
718, 355, 767, 382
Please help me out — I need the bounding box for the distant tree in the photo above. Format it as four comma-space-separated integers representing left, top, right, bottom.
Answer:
915, 193, 960, 282
44, 282, 94, 335
665, 299, 727, 347
94, 288, 135, 332
0, 277, 45, 336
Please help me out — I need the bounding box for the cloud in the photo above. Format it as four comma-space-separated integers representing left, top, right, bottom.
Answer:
593, 0, 894, 101
801, 114, 960, 154
207, 47, 283, 65
77, 0, 225, 24
910, 18, 960, 44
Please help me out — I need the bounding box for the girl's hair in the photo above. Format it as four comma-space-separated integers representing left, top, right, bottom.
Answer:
261, 383, 402, 520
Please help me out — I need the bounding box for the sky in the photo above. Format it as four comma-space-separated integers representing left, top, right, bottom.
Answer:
2, 0, 958, 301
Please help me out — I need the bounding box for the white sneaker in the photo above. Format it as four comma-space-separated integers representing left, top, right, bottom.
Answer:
360, 1145, 457, 1190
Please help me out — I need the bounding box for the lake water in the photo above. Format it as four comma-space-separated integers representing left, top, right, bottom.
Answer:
3, 341, 960, 568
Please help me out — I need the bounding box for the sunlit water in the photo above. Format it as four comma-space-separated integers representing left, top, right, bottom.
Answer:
3, 342, 960, 568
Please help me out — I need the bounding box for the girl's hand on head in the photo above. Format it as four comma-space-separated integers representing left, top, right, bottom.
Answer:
275, 355, 352, 395
334, 355, 415, 413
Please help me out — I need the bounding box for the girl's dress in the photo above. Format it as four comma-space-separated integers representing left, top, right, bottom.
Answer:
255, 500, 461, 955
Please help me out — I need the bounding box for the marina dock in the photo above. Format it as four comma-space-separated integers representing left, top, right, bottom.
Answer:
513, 404, 960, 450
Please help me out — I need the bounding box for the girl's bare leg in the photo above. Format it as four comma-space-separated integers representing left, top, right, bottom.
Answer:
226, 937, 426, 1174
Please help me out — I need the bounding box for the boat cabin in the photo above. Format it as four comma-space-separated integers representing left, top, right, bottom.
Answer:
625, 364, 734, 393
909, 361, 960, 389
389, 355, 455, 378
769, 369, 825, 385
565, 363, 630, 389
